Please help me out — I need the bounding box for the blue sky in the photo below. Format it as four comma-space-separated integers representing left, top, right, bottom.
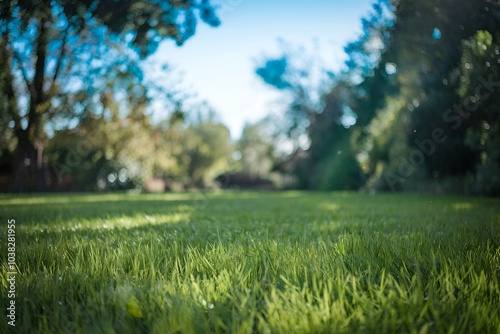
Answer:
150, 0, 375, 138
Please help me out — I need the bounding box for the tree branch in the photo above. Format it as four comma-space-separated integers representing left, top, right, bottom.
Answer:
47, 24, 71, 98
12, 50, 33, 95
4, 68, 22, 131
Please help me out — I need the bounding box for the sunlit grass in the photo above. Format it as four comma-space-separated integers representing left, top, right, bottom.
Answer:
1, 191, 499, 333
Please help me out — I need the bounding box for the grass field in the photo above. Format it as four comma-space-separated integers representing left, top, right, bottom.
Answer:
1, 191, 499, 333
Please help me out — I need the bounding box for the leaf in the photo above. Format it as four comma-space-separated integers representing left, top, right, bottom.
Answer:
126, 298, 143, 318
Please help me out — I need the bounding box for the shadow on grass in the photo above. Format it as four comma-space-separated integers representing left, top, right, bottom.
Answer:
1, 191, 499, 243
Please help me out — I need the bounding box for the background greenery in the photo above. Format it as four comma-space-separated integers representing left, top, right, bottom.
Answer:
2, 0, 500, 194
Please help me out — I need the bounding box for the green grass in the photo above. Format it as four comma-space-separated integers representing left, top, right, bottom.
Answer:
1, 191, 499, 333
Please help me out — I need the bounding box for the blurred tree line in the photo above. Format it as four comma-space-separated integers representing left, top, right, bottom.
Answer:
256, 0, 500, 196
0, 0, 231, 191
2, 0, 500, 195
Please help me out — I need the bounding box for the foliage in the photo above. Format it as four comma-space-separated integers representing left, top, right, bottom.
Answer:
0, 0, 221, 191
236, 118, 278, 179
254, 2, 395, 190
255, 43, 333, 145
180, 120, 233, 188
45, 112, 159, 191
1, 191, 499, 332
255, 0, 500, 194
457, 31, 500, 195
45, 104, 233, 190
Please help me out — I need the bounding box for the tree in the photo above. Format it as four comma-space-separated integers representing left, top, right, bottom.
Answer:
254, 2, 394, 190
45, 96, 164, 191
237, 118, 278, 179
255, 43, 333, 145
181, 119, 233, 188
255, 44, 334, 188
0, 0, 220, 191
360, 0, 500, 193
255, 0, 500, 194
457, 30, 500, 195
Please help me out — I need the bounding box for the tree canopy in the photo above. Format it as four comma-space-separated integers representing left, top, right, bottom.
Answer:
255, 0, 500, 195
0, 0, 220, 191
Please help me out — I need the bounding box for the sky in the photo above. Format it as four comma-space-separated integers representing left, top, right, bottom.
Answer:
150, 0, 375, 139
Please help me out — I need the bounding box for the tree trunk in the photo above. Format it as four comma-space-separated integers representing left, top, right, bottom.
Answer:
10, 135, 38, 192
9, 13, 49, 192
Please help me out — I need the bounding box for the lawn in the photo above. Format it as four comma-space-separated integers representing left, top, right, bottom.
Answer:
1, 191, 499, 333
